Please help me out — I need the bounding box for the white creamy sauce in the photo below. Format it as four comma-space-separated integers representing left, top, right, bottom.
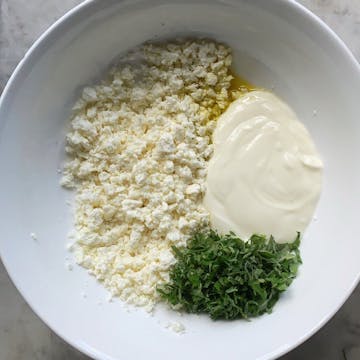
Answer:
204, 90, 323, 243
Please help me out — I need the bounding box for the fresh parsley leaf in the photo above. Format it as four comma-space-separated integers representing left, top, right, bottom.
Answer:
158, 230, 301, 320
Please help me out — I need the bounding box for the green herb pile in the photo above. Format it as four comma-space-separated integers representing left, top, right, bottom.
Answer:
158, 230, 301, 320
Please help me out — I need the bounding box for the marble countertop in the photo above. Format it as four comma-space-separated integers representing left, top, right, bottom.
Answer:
0, 0, 359, 359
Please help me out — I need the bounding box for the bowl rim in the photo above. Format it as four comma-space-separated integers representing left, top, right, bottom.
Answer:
0, 1, 360, 359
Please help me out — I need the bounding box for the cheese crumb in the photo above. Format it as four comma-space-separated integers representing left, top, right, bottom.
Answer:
166, 321, 186, 334
61, 40, 233, 309
65, 262, 73, 271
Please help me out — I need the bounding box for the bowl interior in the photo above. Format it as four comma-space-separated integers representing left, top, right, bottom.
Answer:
1, 1, 360, 359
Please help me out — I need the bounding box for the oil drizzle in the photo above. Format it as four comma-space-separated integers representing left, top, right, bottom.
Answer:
229, 70, 256, 93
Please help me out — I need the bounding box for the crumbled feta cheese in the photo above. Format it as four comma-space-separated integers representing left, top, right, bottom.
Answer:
166, 321, 186, 334
61, 39, 233, 309
65, 262, 73, 271
185, 183, 202, 198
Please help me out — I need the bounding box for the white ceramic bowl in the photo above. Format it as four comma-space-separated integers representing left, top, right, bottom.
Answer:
1, 1, 360, 359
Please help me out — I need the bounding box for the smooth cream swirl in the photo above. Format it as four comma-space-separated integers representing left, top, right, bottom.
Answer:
204, 90, 323, 243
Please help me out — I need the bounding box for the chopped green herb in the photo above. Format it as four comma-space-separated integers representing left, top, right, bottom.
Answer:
158, 230, 301, 320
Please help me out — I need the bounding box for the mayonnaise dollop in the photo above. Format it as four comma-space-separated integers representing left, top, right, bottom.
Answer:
204, 90, 323, 243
